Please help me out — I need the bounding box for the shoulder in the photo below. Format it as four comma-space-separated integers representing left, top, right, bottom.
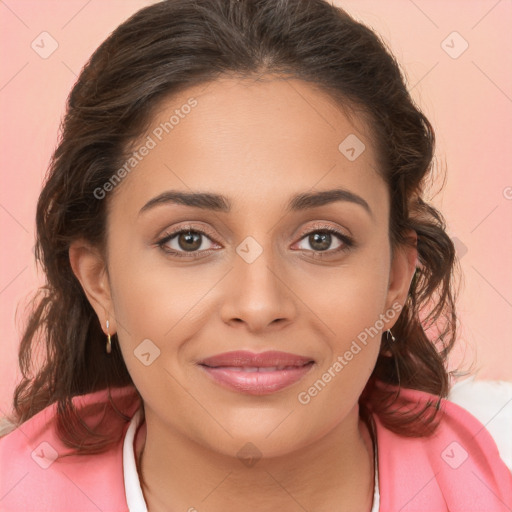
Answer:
0, 386, 139, 512
374, 385, 512, 512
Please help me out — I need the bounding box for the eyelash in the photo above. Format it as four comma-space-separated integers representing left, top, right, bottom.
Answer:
156, 223, 355, 259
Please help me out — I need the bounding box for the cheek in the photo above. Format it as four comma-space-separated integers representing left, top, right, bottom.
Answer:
107, 243, 225, 392
301, 273, 386, 384
294, 266, 390, 424
291, 240, 391, 395
295, 244, 391, 341
107, 234, 207, 334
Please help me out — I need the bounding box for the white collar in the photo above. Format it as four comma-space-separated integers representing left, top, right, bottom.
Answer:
123, 408, 379, 511
123, 407, 148, 512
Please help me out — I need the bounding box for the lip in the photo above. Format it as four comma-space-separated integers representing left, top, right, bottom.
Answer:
197, 350, 315, 395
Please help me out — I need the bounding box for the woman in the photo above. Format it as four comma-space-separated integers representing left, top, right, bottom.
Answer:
1, 0, 511, 510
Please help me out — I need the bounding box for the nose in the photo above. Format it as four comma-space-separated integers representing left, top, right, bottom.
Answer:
219, 241, 297, 333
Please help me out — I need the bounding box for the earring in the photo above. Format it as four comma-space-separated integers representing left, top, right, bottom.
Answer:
386, 329, 396, 343
106, 320, 112, 354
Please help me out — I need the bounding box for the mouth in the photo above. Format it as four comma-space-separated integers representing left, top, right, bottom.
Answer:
197, 350, 315, 395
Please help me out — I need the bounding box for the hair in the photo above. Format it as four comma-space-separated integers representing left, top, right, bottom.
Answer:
2, 0, 461, 453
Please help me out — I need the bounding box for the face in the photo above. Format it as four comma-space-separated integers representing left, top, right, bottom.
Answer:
71, 76, 416, 458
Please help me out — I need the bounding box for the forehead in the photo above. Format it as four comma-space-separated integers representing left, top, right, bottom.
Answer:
111, 76, 386, 216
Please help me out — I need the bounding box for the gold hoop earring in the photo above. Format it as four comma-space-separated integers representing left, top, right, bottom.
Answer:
106, 320, 112, 354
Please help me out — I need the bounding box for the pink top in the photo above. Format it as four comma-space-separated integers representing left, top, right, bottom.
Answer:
1, 384, 511, 511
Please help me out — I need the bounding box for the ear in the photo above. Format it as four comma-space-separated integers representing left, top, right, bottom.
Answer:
68, 239, 116, 335
383, 229, 418, 330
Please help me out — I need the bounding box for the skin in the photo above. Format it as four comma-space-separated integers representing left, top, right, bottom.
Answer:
70, 76, 417, 511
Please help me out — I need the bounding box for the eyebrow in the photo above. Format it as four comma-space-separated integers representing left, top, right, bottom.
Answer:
138, 188, 373, 218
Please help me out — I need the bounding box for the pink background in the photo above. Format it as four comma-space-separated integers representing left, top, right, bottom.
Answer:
1, 0, 511, 415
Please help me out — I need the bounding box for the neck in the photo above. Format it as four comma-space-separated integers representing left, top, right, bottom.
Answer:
135, 404, 376, 512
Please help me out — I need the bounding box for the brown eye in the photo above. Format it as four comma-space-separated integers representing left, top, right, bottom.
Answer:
295, 228, 353, 254
306, 231, 336, 251
157, 227, 219, 258
176, 231, 203, 252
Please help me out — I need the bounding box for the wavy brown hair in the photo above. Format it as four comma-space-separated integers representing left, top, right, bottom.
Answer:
2, 0, 461, 453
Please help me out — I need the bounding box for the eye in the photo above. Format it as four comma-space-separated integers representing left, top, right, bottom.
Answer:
294, 225, 354, 255
156, 223, 354, 260
156, 226, 219, 258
